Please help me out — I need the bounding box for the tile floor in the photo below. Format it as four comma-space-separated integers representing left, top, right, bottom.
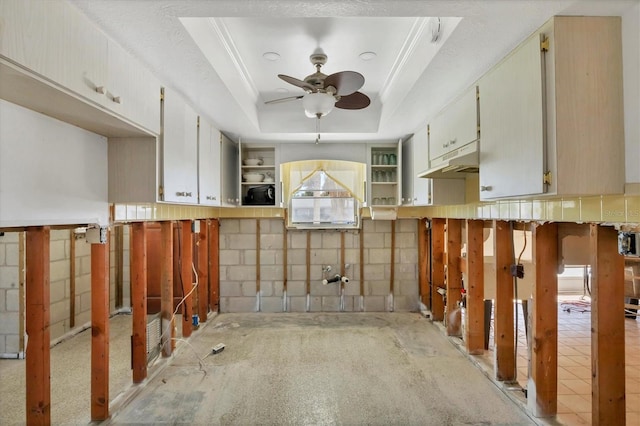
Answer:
481, 296, 640, 425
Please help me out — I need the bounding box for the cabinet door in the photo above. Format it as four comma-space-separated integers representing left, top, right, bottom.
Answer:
429, 87, 478, 162
0, 0, 107, 106
478, 34, 545, 200
106, 39, 161, 135
161, 88, 198, 203
198, 119, 221, 206
409, 129, 431, 205
221, 134, 239, 206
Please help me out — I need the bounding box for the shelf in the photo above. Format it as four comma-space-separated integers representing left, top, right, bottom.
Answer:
371, 182, 398, 185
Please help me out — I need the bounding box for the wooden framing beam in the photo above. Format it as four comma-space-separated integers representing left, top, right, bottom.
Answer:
590, 224, 625, 424
25, 226, 51, 425
528, 222, 558, 417
360, 224, 365, 312
208, 220, 219, 313
389, 220, 396, 312
431, 218, 446, 321
131, 222, 147, 384
160, 221, 174, 357
418, 218, 430, 310
69, 229, 76, 329
197, 220, 209, 323
114, 225, 124, 308
494, 220, 515, 382
465, 220, 485, 354
91, 235, 110, 421
446, 219, 463, 332
180, 220, 193, 338
256, 219, 261, 311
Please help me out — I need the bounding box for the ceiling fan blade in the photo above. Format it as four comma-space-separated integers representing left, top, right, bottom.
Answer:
264, 95, 304, 105
324, 71, 364, 96
334, 91, 370, 110
278, 74, 315, 91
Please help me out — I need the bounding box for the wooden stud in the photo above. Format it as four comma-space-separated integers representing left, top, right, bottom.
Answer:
18, 232, 25, 353
465, 220, 485, 354
115, 226, 124, 308
91, 235, 110, 421
528, 222, 558, 417
208, 220, 219, 313
340, 231, 346, 311
256, 219, 261, 309
360, 225, 365, 311
197, 220, 209, 323
25, 226, 51, 425
131, 222, 148, 384
431, 218, 446, 321
446, 219, 463, 331
389, 220, 396, 312
590, 224, 625, 424
160, 221, 174, 357
418, 218, 430, 309
180, 220, 193, 338
494, 220, 515, 382
283, 216, 288, 309
306, 231, 311, 311
69, 229, 76, 328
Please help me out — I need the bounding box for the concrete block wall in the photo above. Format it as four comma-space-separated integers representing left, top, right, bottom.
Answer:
0, 228, 120, 355
219, 218, 419, 313
0, 232, 21, 355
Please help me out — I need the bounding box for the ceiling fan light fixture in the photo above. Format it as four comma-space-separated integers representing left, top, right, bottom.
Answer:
303, 92, 335, 118
262, 51, 281, 61
359, 51, 377, 61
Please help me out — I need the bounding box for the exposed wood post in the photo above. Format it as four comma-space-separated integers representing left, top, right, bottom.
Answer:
197, 220, 209, 322
431, 218, 446, 321
446, 219, 462, 331
208, 220, 219, 313
18, 232, 25, 353
69, 229, 76, 329
283, 216, 288, 311
494, 220, 515, 382
25, 226, 51, 425
131, 222, 148, 384
114, 226, 124, 308
360, 224, 365, 311
528, 222, 558, 417
91, 233, 110, 421
590, 224, 625, 424
418, 218, 430, 309
465, 219, 485, 354
389, 220, 396, 312
160, 221, 174, 357
340, 231, 345, 312
180, 220, 193, 338
256, 219, 261, 311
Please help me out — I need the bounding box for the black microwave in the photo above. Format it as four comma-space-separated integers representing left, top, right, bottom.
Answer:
244, 185, 275, 205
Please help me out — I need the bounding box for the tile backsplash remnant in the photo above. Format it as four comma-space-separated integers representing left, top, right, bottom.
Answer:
219, 218, 420, 313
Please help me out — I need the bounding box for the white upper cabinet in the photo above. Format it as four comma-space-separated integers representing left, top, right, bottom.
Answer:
428, 87, 479, 162
161, 87, 199, 204
106, 39, 161, 135
198, 117, 221, 206
221, 134, 239, 206
368, 141, 402, 207
478, 16, 624, 200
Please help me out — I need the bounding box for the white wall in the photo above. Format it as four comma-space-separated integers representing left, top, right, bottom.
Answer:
623, 3, 640, 184
0, 100, 109, 227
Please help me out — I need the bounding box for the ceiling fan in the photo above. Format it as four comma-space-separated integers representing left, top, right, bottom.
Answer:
265, 52, 371, 119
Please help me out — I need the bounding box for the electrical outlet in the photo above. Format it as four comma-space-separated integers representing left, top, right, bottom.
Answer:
510, 264, 525, 278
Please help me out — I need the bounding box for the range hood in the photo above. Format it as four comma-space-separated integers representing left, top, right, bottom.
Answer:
417, 140, 479, 179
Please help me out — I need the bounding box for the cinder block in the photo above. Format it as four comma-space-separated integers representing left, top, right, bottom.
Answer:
368, 248, 390, 264
80, 292, 92, 314
393, 295, 419, 312
343, 281, 361, 296
261, 265, 283, 281
266, 219, 284, 234
398, 219, 418, 233
49, 321, 66, 341
50, 259, 70, 283
239, 219, 257, 234
5, 288, 20, 312
0, 266, 19, 289
396, 264, 417, 281
309, 233, 322, 249
362, 219, 375, 232
342, 296, 356, 312
365, 280, 389, 296
260, 250, 277, 265
310, 248, 338, 265
219, 250, 240, 265
50, 239, 66, 262
309, 296, 322, 312
223, 297, 257, 313
260, 296, 284, 313
241, 281, 257, 297
400, 248, 418, 264
220, 281, 243, 297
343, 232, 359, 249
76, 239, 91, 256
287, 296, 307, 312
287, 249, 306, 265
363, 233, 384, 249
375, 221, 392, 233
50, 299, 68, 327
363, 296, 386, 312
0, 312, 18, 334
260, 281, 283, 297
75, 274, 91, 296
5, 334, 20, 354
289, 265, 307, 281
321, 232, 340, 248
286, 281, 306, 296
260, 234, 283, 250
0, 290, 5, 310
229, 234, 256, 250
219, 219, 240, 234
50, 229, 67, 241
79, 255, 91, 276
363, 264, 385, 280
226, 265, 257, 281
75, 309, 90, 327
0, 232, 19, 243
49, 279, 66, 304
310, 280, 340, 297
241, 249, 257, 266
396, 232, 417, 248
289, 232, 307, 249
0, 243, 5, 266
322, 296, 341, 312
4, 243, 19, 266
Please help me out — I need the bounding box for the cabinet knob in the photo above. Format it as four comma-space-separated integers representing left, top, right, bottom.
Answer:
95, 86, 106, 95
206, 195, 216, 201
480, 185, 492, 192
449, 138, 457, 145
112, 96, 122, 104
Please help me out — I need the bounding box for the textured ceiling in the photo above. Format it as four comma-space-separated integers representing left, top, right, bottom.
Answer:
70, 0, 638, 144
